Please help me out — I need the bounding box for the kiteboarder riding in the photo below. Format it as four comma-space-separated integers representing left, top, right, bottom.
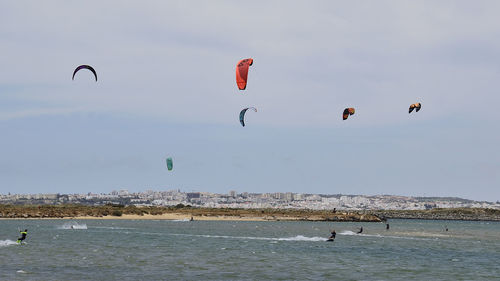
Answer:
17, 229, 28, 244
327, 229, 336, 241
357, 227, 363, 234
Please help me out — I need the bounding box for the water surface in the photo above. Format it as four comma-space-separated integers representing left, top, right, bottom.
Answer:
1, 219, 499, 280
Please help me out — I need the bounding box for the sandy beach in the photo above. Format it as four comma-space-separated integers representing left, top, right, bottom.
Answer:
63, 214, 270, 221
0, 213, 329, 221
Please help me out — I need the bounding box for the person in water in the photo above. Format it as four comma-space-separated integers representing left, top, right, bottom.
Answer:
17, 229, 28, 243
357, 227, 363, 234
386, 223, 390, 230
328, 229, 336, 241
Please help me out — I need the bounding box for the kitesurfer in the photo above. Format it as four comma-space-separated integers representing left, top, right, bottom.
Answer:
17, 229, 28, 244
386, 223, 390, 230
357, 227, 363, 234
329, 229, 336, 241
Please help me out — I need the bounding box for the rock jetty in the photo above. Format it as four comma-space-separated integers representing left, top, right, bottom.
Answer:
370, 208, 500, 221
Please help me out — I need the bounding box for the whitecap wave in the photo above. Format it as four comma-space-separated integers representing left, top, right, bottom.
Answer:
0, 240, 18, 247
58, 222, 87, 230
276, 235, 326, 242
170, 233, 326, 242
339, 230, 360, 236
172, 218, 190, 222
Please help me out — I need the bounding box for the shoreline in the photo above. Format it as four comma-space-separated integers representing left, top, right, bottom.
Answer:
0, 213, 377, 222
0, 205, 381, 222
0, 214, 270, 221
1, 205, 499, 222
1, 216, 499, 222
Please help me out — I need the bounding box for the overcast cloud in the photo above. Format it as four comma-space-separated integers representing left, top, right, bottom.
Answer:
0, 1, 499, 201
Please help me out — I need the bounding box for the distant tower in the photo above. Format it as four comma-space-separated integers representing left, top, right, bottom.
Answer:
229, 190, 237, 198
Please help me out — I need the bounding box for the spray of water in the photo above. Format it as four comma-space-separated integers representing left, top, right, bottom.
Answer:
58, 222, 88, 230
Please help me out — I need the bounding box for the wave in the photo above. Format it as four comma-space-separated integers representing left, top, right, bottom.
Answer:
276, 235, 326, 242
172, 219, 190, 222
0, 240, 18, 247
170, 233, 326, 242
58, 222, 87, 230
121, 229, 445, 243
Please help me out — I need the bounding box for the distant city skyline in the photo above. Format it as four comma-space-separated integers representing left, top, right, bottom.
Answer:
2, 189, 498, 211
2, 188, 499, 203
1, 2, 499, 201
2, 186, 495, 203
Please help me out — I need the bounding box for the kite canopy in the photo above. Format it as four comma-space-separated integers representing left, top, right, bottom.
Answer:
409, 103, 422, 113
239, 107, 257, 127
343, 108, 355, 120
236, 58, 253, 90
166, 157, 173, 171
72, 65, 97, 81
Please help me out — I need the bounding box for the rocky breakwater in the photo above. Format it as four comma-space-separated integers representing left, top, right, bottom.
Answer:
370, 208, 500, 221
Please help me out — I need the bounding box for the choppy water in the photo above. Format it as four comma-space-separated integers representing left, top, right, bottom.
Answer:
0, 219, 499, 280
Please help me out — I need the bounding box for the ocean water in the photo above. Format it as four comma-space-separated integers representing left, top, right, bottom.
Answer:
0, 219, 499, 280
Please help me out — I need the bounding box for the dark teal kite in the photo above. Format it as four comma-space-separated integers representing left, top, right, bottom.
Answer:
166, 157, 173, 171
239, 107, 257, 127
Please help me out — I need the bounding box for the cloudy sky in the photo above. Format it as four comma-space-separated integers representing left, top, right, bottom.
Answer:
1, 1, 499, 201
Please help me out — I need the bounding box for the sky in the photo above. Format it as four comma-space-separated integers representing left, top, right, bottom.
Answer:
0, 1, 499, 201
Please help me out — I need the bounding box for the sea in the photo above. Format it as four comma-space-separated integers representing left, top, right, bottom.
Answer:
0, 219, 499, 280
